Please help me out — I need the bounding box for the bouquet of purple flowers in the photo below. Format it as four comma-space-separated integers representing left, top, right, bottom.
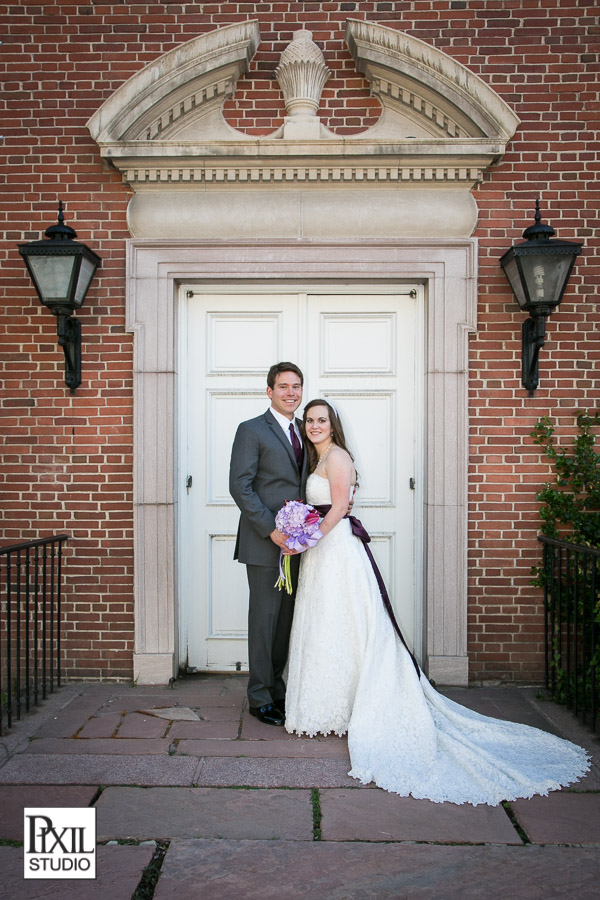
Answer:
274, 500, 323, 593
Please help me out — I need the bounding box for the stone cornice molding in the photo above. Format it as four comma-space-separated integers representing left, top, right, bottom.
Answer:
119, 158, 491, 188
87, 20, 520, 193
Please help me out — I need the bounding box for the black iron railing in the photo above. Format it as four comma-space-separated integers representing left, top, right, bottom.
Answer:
539, 535, 600, 731
0, 535, 68, 735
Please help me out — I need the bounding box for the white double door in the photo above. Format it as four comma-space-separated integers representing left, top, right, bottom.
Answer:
181, 286, 423, 672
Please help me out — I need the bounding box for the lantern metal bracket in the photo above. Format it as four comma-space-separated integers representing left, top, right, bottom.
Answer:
56, 312, 82, 393
522, 313, 546, 397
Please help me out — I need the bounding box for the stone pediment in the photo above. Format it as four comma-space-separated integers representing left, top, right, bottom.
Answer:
88, 20, 261, 146
345, 19, 518, 143
88, 18, 519, 191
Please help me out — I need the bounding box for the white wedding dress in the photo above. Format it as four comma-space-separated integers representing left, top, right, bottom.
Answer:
284, 473, 590, 806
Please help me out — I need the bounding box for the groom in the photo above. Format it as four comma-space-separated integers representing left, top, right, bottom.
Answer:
229, 362, 308, 726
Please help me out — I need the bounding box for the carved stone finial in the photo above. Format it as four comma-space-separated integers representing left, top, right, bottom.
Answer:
276, 30, 331, 118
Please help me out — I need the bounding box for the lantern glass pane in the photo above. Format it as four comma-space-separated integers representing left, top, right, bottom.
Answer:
28, 255, 76, 302
519, 254, 571, 310
502, 255, 528, 309
74, 256, 97, 306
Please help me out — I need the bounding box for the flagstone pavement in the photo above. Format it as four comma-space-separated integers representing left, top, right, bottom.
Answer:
1, 675, 599, 899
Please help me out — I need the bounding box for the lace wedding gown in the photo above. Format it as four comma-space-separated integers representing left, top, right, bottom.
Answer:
284, 473, 590, 806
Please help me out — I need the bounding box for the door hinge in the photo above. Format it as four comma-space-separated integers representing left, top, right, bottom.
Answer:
409, 477, 416, 490
186, 475, 193, 493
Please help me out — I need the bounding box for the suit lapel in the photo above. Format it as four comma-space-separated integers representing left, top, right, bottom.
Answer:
264, 409, 297, 469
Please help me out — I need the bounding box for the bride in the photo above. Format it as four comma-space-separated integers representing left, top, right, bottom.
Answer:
284, 399, 590, 806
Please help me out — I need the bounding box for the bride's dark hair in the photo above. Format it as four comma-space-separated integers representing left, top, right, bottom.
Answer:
301, 399, 357, 480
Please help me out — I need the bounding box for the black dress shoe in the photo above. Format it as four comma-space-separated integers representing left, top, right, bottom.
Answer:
249, 704, 284, 726
274, 698, 285, 716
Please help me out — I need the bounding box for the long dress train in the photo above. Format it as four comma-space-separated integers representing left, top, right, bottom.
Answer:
284, 474, 590, 806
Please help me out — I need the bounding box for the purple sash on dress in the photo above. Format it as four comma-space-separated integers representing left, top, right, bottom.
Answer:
313, 504, 421, 678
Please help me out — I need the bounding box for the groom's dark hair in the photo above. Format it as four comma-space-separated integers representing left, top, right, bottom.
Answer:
267, 362, 304, 389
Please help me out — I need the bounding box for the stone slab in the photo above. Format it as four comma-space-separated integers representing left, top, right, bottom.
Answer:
0, 785, 98, 841
168, 721, 240, 740
567, 764, 600, 791
169, 675, 248, 693
0, 754, 200, 786
99, 691, 243, 712
0, 843, 154, 900
440, 687, 564, 734
116, 712, 169, 738
320, 788, 521, 844
190, 706, 244, 722
25, 738, 172, 755
176, 738, 350, 759
0, 685, 111, 754
96, 694, 184, 714
77, 713, 123, 738
241, 716, 303, 740
29, 696, 107, 740
194, 757, 361, 788
94, 687, 243, 713
511, 792, 600, 844
152, 840, 600, 900
140, 706, 201, 721
96, 786, 313, 841
525, 693, 600, 776
174, 693, 245, 708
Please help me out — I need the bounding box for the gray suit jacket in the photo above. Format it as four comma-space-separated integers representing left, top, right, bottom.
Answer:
229, 409, 308, 567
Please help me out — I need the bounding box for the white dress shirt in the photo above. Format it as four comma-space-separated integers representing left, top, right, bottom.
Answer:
269, 406, 303, 447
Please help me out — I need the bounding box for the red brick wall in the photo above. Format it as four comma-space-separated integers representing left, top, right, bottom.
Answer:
1, 2, 599, 682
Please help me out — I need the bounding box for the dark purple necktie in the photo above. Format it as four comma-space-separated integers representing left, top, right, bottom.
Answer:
289, 422, 303, 469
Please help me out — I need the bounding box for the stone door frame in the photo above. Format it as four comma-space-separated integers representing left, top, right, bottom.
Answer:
127, 237, 476, 685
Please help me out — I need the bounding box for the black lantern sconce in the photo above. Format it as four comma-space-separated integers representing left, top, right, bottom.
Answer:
500, 200, 582, 396
18, 202, 101, 392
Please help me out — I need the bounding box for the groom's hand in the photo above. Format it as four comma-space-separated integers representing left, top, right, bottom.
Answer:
270, 528, 289, 549
270, 528, 299, 555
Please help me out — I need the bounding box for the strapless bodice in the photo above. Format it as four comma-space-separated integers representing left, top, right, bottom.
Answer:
306, 473, 332, 505
306, 472, 355, 506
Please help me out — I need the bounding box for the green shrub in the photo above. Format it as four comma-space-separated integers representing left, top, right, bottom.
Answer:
531, 410, 600, 714
531, 410, 600, 547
